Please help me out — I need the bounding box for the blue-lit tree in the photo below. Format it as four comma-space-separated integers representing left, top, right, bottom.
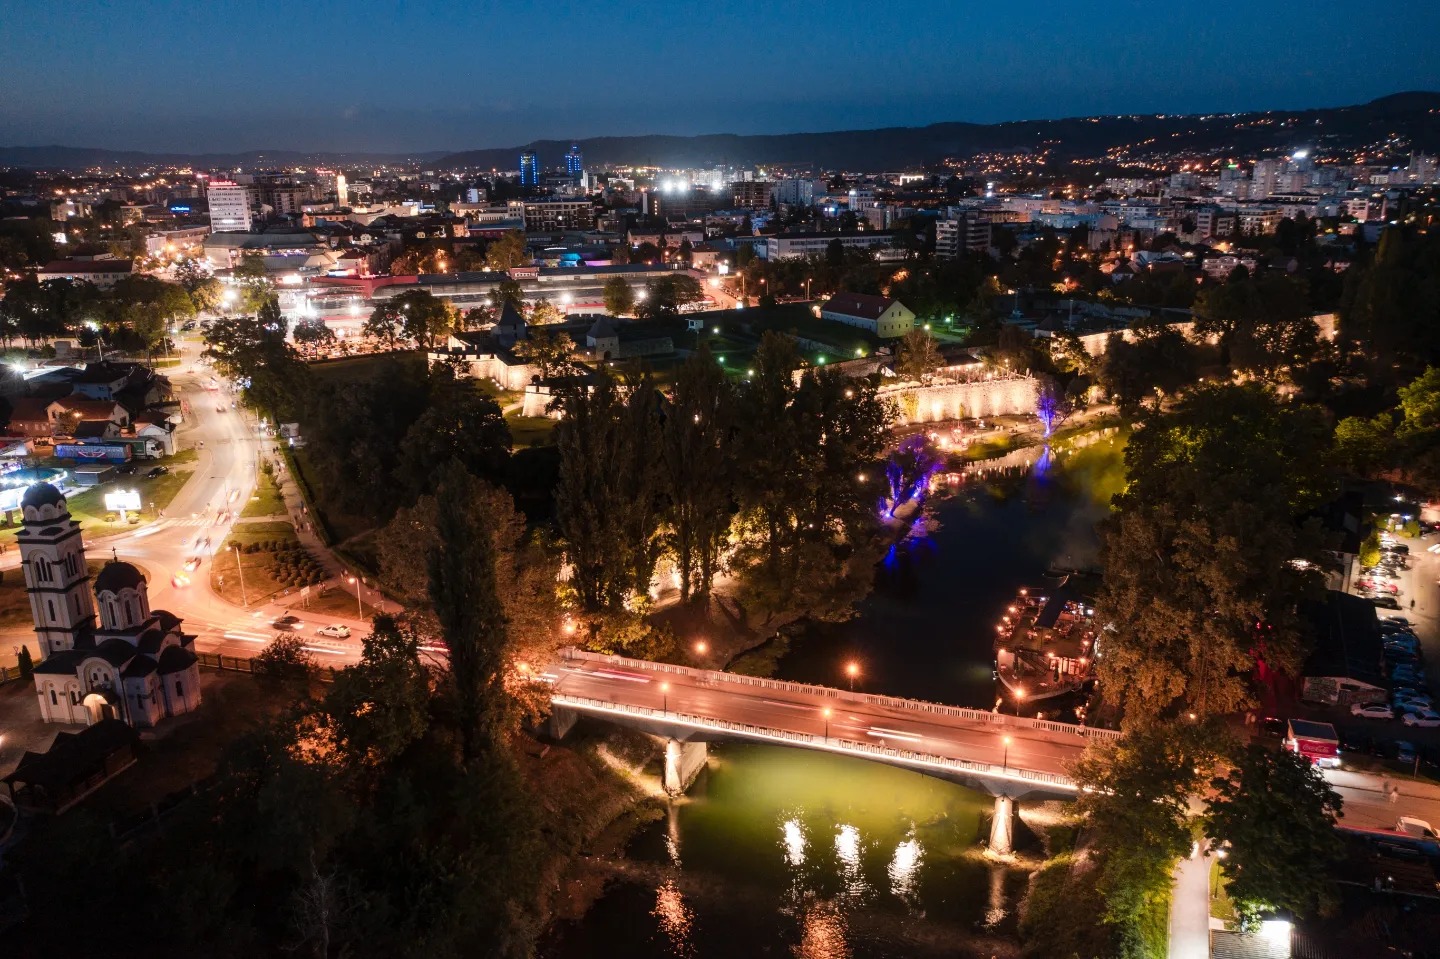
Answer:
882, 435, 943, 519
1035, 375, 1072, 439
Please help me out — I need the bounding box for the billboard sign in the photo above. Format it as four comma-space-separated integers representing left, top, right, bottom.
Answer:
104, 489, 142, 512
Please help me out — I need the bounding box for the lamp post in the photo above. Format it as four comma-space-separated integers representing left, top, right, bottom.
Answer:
1002, 735, 1011, 772
660, 681, 669, 714
232, 545, 248, 607
822, 706, 831, 741
845, 660, 860, 691
347, 575, 363, 619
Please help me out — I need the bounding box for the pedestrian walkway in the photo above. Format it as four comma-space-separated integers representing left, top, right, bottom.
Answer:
1168, 850, 1214, 959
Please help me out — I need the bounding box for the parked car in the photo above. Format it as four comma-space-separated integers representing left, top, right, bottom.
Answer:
146, 465, 169, 478
1404, 709, 1440, 727
1353, 703, 1397, 720
270, 615, 304, 632
115, 463, 137, 475
1385, 616, 1414, 627
1340, 729, 1373, 753
1372, 596, 1404, 610
1385, 544, 1411, 556
316, 624, 351, 639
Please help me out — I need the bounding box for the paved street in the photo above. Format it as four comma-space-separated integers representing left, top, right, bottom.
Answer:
1167, 850, 1215, 959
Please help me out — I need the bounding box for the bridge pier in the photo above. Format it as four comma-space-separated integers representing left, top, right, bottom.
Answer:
663, 739, 708, 796
545, 706, 579, 741
988, 795, 1015, 856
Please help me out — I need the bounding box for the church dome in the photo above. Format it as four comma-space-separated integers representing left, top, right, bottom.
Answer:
22, 482, 65, 509
94, 561, 146, 594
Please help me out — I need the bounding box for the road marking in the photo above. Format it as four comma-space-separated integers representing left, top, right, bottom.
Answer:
867, 726, 924, 743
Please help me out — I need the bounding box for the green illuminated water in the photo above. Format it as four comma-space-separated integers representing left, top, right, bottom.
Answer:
544, 743, 1022, 959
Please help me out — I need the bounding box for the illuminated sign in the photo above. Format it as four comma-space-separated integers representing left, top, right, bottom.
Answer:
104, 489, 142, 512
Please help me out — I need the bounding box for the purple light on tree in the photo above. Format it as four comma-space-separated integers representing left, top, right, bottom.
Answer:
1034, 376, 1071, 439
881, 436, 943, 519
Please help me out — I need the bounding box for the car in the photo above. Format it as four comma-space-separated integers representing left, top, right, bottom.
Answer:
1385, 544, 1412, 555
1259, 716, 1288, 737
183, 556, 202, 572
1371, 596, 1404, 610
170, 572, 190, 588
215, 405, 225, 413
1405, 709, 1440, 727
1385, 616, 1414, 626
115, 463, 137, 475
1395, 698, 1433, 715
146, 465, 169, 478
270, 616, 305, 632
1352, 703, 1397, 720
196, 536, 211, 551
316, 624, 351, 639
1391, 668, 1422, 684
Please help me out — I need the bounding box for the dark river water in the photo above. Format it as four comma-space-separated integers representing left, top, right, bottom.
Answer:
542, 435, 1123, 959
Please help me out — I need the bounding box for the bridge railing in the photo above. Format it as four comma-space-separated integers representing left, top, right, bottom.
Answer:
559, 648, 1120, 743
552, 691, 1078, 792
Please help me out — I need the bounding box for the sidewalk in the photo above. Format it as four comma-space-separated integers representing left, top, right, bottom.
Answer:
1168, 851, 1214, 959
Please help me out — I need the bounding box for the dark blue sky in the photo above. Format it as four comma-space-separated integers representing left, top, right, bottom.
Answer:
3, 0, 1437, 153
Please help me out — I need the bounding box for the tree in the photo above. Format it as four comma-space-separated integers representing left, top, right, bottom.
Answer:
491, 278, 525, 312
1397, 366, 1440, 435
1095, 384, 1332, 723
513, 327, 575, 380
554, 373, 663, 611
427, 462, 520, 763
292, 318, 337, 352
527, 297, 565, 326
363, 302, 404, 350
895, 328, 942, 382
202, 299, 308, 418
661, 348, 735, 602
397, 369, 511, 498
254, 633, 315, 684
825, 237, 845, 267
636, 274, 704, 319
1207, 744, 1344, 923
1333, 413, 1394, 476
390, 288, 453, 349
484, 230, 528, 271
232, 253, 274, 313
1034, 374, 1073, 437
602, 276, 636, 317
1072, 725, 1218, 953
17, 644, 33, 679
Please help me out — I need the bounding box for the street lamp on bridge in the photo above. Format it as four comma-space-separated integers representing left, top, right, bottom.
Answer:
822, 706, 831, 741
660, 681, 669, 714
845, 661, 860, 691
1002, 735, 1012, 772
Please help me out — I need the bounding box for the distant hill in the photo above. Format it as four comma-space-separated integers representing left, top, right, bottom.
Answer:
0, 145, 449, 170
3, 93, 1437, 172
436, 93, 1440, 171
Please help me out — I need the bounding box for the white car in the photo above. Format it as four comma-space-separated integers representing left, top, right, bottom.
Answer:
1351, 703, 1396, 720
316, 624, 351, 639
1403, 709, 1440, 727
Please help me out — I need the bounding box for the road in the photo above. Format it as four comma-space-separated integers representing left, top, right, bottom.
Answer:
551, 652, 1103, 785
1167, 849, 1215, 959
1, 337, 377, 665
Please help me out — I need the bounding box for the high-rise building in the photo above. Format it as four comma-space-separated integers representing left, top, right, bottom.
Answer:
336, 173, 349, 207
520, 152, 539, 188
207, 180, 254, 233
565, 143, 584, 179
935, 212, 992, 258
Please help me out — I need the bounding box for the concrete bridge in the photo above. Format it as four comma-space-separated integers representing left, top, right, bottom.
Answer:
546, 649, 1119, 853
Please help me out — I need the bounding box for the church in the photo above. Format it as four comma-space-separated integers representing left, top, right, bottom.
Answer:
19, 482, 203, 728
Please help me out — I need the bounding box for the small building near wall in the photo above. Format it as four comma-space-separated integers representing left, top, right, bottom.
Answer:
820, 293, 915, 339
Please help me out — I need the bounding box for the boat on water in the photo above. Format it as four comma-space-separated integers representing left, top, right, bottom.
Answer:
994, 582, 1097, 703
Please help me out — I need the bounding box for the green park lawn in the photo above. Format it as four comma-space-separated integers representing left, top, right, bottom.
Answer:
506, 413, 558, 448
241, 467, 286, 517
309, 352, 425, 384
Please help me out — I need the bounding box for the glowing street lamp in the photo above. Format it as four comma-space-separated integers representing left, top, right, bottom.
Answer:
694, 640, 708, 657
346, 574, 363, 619
1002, 735, 1012, 771
845, 660, 860, 691
822, 706, 832, 740
660, 681, 670, 714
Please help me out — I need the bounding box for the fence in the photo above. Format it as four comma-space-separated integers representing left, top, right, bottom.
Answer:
559, 648, 1121, 743
197, 651, 339, 683
552, 692, 1078, 793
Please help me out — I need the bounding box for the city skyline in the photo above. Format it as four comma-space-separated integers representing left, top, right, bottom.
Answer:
2, 0, 1438, 153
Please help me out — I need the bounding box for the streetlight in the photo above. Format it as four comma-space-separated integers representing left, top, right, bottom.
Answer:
346, 574, 363, 619
822, 706, 832, 741
845, 661, 860, 691
1002, 735, 1012, 771
660, 681, 669, 714
232, 545, 248, 606
694, 640, 708, 657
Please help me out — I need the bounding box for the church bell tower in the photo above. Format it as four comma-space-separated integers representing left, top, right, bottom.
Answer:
16, 483, 97, 656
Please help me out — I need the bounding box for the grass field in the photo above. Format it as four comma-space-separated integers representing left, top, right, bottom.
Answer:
241, 467, 286, 517
308, 351, 424, 384
506, 413, 558, 448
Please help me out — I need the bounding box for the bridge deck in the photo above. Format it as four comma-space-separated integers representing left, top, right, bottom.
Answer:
550, 649, 1116, 794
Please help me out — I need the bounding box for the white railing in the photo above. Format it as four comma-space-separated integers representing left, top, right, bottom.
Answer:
551, 692, 1078, 792
559, 648, 1120, 743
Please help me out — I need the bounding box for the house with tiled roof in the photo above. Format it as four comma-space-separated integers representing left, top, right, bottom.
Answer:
820, 292, 915, 338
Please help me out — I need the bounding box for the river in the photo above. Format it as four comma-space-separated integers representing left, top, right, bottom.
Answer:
542, 433, 1125, 959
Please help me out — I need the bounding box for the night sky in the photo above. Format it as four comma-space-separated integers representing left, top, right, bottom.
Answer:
3, 0, 1438, 154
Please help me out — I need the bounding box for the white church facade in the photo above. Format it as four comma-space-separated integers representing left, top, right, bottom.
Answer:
19, 482, 203, 728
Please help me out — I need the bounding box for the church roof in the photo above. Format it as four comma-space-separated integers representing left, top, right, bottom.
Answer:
34, 650, 83, 675
87, 637, 139, 667
122, 657, 157, 678
137, 628, 165, 656
155, 609, 182, 633
21, 482, 65, 510
156, 645, 197, 675
94, 560, 145, 594
587, 317, 618, 339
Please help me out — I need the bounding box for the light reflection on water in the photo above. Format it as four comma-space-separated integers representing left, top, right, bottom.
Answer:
887, 833, 923, 905
652, 879, 695, 959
